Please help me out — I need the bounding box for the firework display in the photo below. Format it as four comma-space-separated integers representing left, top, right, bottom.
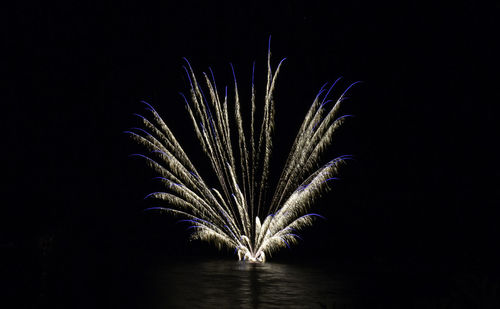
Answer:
127, 41, 358, 262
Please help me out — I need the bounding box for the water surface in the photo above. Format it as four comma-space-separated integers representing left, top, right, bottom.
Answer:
136, 259, 355, 308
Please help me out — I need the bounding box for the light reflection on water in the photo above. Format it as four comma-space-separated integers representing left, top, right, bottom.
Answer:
145, 259, 356, 308
109, 256, 500, 308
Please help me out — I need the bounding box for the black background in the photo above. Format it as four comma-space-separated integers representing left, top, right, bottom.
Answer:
3, 0, 499, 307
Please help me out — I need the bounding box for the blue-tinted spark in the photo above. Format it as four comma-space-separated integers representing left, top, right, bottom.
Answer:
299, 213, 327, 220
340, 81, 363, 98
144, 207, 170, 211
280, 237, 290, 248
140, 100, 159, 115
179, 92, 190, 108
144, 192, 164, 199
320, 76, 343, 106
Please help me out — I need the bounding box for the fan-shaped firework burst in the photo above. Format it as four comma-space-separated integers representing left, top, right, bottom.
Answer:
127, 40, 359, 262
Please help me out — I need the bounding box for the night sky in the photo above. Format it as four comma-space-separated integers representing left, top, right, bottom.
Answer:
3, 0, 499, 307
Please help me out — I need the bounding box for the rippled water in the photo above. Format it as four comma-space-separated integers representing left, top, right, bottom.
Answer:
29, 247, 499, 308
105, 256, 499, 309
138, 259, 356, 308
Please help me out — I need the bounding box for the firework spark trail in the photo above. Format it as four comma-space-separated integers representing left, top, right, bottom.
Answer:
127, 40, 359, 262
